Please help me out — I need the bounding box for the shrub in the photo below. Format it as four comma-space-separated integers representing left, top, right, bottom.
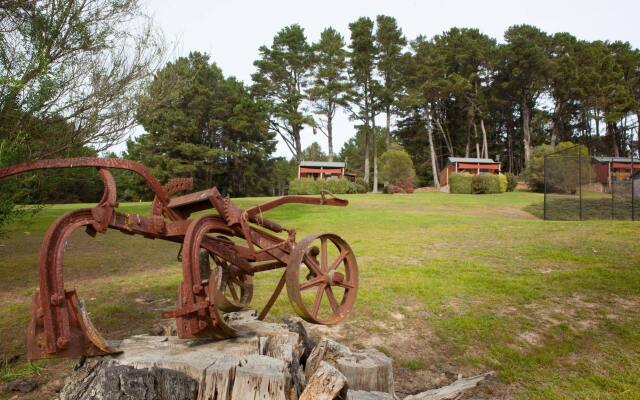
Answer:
449, 173, 473, 194
471, 174, 501, 194
521, 141, 590, 193
506, 173, 517, 192
379, 148, 416, 192
498, 174, 508, 193
288, 177, 359, 195
354, 177, 369, 193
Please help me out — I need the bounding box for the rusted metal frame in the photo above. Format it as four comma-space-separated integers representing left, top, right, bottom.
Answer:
0, 158, 184, 221
33, 209, 98, 356
249, 260, 287, 274
257, 271, 287, 321
245, 192, 348, 220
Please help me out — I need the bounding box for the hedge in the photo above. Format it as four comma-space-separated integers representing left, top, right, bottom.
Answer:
505, 173, 517, 192
498, 174, 508, 193
288, 177, 363, 195
471, 174, 501, 194
449, 173, 473, 194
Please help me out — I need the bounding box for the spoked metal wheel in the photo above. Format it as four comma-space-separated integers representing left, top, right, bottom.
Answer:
212, 254, 253, 312
286, 233, 358, 324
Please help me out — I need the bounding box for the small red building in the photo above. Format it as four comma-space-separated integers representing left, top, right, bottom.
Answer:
592, 157, 640, 187
297, 161, 347, 180
439, 157, 501, 187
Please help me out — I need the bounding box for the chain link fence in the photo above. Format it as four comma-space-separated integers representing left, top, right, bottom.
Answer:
544, 146, 638, 221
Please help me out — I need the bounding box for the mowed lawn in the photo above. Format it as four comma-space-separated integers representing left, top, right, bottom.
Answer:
1, 191, 639, 399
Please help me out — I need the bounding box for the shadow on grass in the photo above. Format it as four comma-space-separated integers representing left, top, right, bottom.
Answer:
524, 195, 639, 221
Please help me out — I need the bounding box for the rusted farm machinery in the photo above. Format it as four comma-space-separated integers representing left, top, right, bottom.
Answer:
0, 158, 359, 360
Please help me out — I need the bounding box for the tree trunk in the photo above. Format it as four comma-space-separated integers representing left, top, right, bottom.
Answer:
522, 97, 532, 167
385, 106, 391, 150
294, 127, 303, 164
550, 102, 561, 149
363, 126, 370, 186
372, 115, 378, 193
473, 123, 480, 159
480, 119, 489, 159
608, 122, 620, 157
327, 114, 334, 162
427, 117, 440, 190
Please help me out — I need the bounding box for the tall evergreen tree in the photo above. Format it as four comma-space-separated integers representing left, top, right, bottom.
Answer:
375, 15, 407, 150
347, 17, 379, 188
309, 27, 349, 161
500, 25, 551, 166
132, 52, 275, 197
252, 25, 313, 164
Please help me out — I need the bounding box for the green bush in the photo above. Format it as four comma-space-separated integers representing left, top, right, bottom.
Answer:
379, 147, 416, 193
521, 141, 590, 193
498, 174, 508, 193
354, 177, 368, 193
471, 174, 501, 194
288, 177, 360, 195
505, 173, 517, 192
449, 173, 473, 194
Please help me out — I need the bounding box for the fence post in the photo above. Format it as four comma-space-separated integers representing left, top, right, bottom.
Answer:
632, 153, 635, 221
544, 154, 547, 220
579, 150, 583, 221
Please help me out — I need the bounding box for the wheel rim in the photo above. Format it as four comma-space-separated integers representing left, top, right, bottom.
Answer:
213, 255, 253, 312
286, 233, 358, 325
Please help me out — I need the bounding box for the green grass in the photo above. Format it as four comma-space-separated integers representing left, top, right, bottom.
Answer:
1, 191, 639, 399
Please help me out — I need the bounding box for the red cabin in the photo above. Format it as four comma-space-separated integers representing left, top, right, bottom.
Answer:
439, 157, 501, 187
298, 161, 348, 180
592, 157, 640, 188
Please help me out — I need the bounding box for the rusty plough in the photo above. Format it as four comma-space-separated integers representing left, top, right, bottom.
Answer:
0, 158, 359, 360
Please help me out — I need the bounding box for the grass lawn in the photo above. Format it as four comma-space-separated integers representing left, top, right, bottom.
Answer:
1, 191, 639, 399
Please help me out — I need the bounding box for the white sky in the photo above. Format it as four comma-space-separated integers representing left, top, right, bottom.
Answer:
114, 0, 640, 158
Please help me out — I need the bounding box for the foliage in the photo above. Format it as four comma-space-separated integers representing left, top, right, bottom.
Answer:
506, 173, 518, 192
287, 177, 359, 195
498, 174, 508, 193
522, 141, 590, 193
0, 0, 163, 156
309, 28, 349, 161
129, 52, 275, 198
252, 25, 313, 163
301, 142, 328, 161
471, 174, 501, 194
0, 0, 162, 229
378, 147, 416, 187
449, 173, 473, 194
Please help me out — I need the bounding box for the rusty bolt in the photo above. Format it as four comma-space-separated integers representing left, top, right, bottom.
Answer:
198, 321, 207, 330
56, 336, 69, 349
50, 294, 64, 306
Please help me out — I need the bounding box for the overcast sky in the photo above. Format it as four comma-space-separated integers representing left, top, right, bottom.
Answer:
121, 0, 640, 158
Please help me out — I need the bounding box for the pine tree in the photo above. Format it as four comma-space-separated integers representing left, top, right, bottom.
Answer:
252, 25, 313, 164
309, 27, 350, 162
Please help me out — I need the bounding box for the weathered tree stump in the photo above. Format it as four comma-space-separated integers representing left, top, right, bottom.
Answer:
58, 311, 490, 400
61, 311, 307, 400
306, 338, 394, 395
299, 361, 347, 400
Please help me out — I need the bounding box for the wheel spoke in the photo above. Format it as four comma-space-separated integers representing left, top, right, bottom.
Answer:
311, 284, 325, 318
325, 286, 340, 314
334, 280, 354, 289
300, 275, 325, 291
320, 238, 328, 271
329, 250, 349, 271
228, 282, 239, 301
303, 254, 323, 276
